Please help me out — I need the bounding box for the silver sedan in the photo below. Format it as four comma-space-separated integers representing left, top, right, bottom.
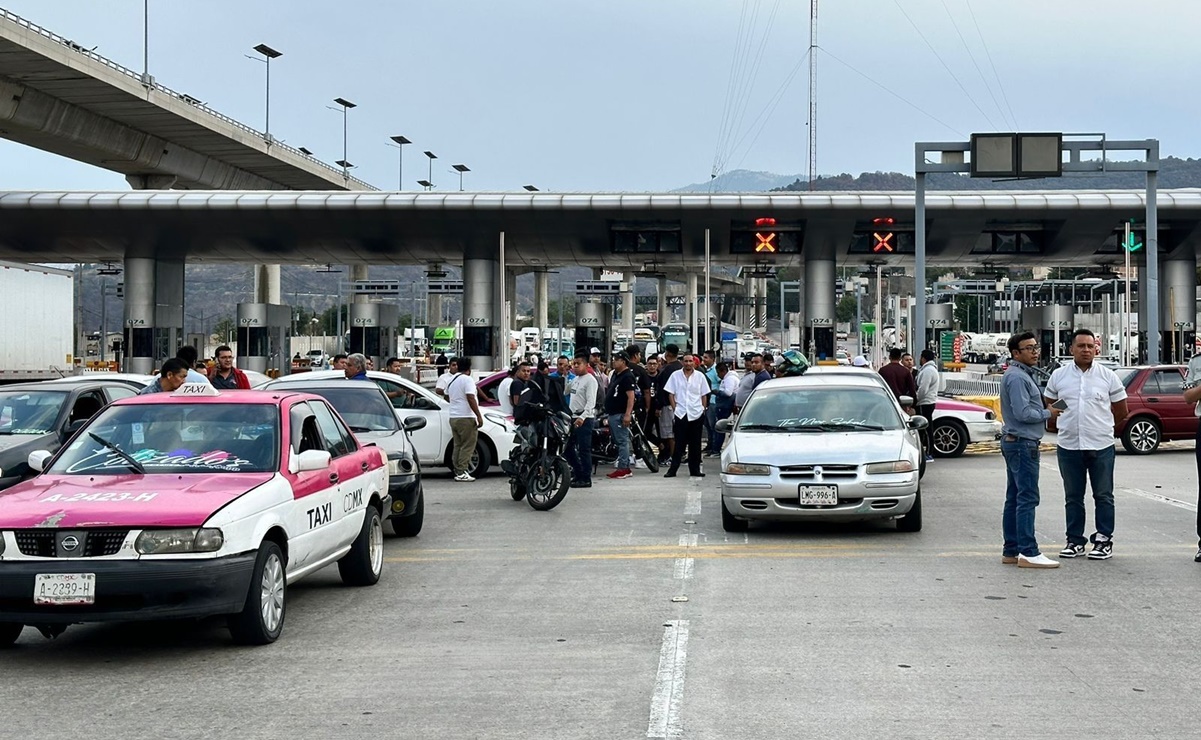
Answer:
717, 373, 928, 533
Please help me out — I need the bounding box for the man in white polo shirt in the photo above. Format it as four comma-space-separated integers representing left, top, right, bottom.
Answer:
663, 354, 710, 478
1044, 328, 1128, 560
444, 357, 484, 482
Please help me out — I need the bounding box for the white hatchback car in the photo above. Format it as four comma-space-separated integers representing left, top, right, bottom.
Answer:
717, 373, 927, 533
264, 370, 516, 478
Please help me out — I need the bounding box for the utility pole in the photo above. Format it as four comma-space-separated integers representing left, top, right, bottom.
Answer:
806, 0, 818, 191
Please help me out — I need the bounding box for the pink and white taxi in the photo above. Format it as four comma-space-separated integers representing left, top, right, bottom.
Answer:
0, 383, 389, 646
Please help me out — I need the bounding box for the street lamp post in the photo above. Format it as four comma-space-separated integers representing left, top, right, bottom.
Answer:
388, 135, 411, 191
451, 164, 470, 191
248, 44, 282, 139
423, 151, 437, 188
330, 97, 357, 179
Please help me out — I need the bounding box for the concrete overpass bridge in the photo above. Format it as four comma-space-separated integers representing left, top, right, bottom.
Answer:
0, 188, 1197, 373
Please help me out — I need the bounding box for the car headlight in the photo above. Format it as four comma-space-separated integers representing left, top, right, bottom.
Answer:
984, 411, 996, 421
484, 413, 513, 431
724, 462, 771, 475
387, 456, 415, 476
864, 460, 915, 474
135, 528, 224, 555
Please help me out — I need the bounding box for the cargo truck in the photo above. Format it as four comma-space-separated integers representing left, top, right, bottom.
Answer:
0, 261, 74, 382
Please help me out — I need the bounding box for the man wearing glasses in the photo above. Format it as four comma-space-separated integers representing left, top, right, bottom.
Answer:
999, 332, 1062, 568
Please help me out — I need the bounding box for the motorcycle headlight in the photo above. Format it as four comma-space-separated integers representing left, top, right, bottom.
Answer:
724, 462, 771, 475
135, 528, 224, 555
864, 460, 915, 474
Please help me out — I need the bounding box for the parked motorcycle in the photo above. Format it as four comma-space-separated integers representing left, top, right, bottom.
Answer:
501, 404, 572, 511
591, 415, 659, 474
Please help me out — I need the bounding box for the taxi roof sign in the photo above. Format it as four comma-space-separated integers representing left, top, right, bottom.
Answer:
173, 382, 220, 397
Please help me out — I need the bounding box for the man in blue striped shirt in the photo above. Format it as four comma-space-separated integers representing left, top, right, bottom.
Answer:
999, 331, 1062, 568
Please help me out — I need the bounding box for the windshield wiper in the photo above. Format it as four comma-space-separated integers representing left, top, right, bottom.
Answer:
823, 423, 887, 431
348, 425, 375, 433
88, 432, 145, 475
736, 424, 786, 431
777, 425, 835, 432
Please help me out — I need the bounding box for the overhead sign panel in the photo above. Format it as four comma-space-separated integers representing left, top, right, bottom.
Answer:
575, 280, 625, 295
353, 280, 400, 295
729, 218, 802, 255
427, 280, 464, 294
970, 132, 1062, 178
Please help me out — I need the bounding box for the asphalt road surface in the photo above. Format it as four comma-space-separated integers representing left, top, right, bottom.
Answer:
3, 443, 1200, 739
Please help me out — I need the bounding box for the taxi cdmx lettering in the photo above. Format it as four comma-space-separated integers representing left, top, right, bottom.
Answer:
342, 488, 363, 513
66, 449, 254, 474
307, 502, 332, 529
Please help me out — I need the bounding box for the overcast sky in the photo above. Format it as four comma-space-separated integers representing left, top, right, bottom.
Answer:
2, 0, 1198, 192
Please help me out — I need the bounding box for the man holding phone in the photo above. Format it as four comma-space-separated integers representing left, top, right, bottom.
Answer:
1044, 328, 1128, 560
999, 331, 1063, 568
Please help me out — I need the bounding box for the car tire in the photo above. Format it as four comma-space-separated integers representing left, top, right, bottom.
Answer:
1120, 416, 1161, 455
390, 487, 424, 537
0, 622, 22, 647
339, 506, 384, 587
721, 498, 749, 532
930, 419, 968, 458
897, 488, 923, 532
228, 541, 287, 645
468, 441, 491, 478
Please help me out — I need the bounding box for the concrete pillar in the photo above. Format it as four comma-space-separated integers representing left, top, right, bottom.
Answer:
125, 174, 178, 190
755, 277, 769, 331
427, 263, 444, 326
657, 277, 668, 326
804, 259, 836, 328
463, 258, 498, 372
351, 265, 369, 304
505, 269, 518, 331
1162, 256, 1197, 362
622, 271, 636, 333
122, 255, 184, 374
253, 264, 281, 304
534, 269, 550, 332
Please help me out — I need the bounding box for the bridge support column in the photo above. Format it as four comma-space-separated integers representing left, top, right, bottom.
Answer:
253, 264, 281, 304
462, 258, 498, 373
622, 271, 636, 335
505, 269, 518, 332
122, 255, 184, 374
350, 265, 369, 304
1161, 256, 1197, 363
124, 174, 178, 190
534, 269, 550, 333
657, 277, 668, 326
805, 258, 836, 360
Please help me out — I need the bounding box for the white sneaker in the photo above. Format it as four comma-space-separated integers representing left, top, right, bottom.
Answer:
633, 459, 645, 469
454, 472, 476, 482
1017, 553, 1060, 569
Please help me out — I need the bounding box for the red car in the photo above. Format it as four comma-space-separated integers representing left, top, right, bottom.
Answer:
1113, 365, 1194, 454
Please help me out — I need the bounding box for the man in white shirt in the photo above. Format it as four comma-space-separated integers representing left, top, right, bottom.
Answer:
1044, 328, 1129, 560
434, 358, 459, 399
444, 357, 484, 482
565, 356, 599, 488
664, 354, 710, 478
497, 366, 516, 416
915, 349, 940, 462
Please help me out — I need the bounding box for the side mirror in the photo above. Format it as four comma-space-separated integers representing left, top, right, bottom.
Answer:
28, 450, 53, 473
898, 395, 915, 408
403, 416, 427, 433
715, 418, 733, 433
289, 449, 332, 474
907, 415, 929, 430
63, 419, 88, 438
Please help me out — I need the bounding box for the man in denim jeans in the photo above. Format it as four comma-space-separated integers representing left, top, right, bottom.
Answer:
999, 331, 1063, 568
1044, 328, 1128, 560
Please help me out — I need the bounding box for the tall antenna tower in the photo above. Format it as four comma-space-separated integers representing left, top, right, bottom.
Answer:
807, 0, 818, 191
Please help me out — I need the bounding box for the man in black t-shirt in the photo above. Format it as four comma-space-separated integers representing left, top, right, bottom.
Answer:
604, 352, 638, 479
624, 344, 652, 424
652, 344, 682, 464
509, 362, 543, 423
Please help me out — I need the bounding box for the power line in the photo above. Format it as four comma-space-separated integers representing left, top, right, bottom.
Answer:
889, 0, 998, 130
938, 0, 1014, 130
966, 0, 1018, 130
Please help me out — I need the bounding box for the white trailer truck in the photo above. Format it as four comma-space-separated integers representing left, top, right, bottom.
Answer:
0, 261, 74, 382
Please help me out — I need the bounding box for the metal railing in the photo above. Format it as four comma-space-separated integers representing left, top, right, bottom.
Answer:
0, 7, 376, 191
941, 377, 1002, 396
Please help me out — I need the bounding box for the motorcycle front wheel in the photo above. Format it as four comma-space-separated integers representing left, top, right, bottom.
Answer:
526, 458, 571, 511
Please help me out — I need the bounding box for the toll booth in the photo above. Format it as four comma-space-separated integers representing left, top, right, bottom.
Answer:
926, 303, 954, 359
575, 302, 613, 358
236, 303, 293, 375
1022, 304, 1073, 363
804, 319, 835, 362
348, 303, 399, 370
122, 258, 183, 375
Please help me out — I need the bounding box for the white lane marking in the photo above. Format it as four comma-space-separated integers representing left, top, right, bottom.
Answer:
647, 620, 690, 739
1120, 487, 1198, 512
684, 490, 702, 516
673, 557, 695, 580
678, 533, 698, 547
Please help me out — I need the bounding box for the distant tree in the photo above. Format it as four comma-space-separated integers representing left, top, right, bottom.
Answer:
212, 316, 236, 343
836, 293, 858, 323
